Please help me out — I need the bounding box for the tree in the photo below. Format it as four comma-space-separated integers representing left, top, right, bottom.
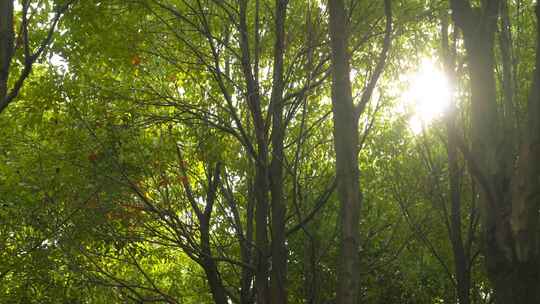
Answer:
327, 0, 392, 303
450, 0, 540, 302
0, 0, 74, 114
5, 0, 540, 303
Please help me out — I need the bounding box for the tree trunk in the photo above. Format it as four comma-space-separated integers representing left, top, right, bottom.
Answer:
492, 5, 540, 304
327, 0, 362, 303
240, 179, 255, 304
450, 1, 540, 303
269, 1, 288, 304
488, 260, 540, 304
303, 221, 322, 304
180, 161, 229, 304
0, 0, 14, 105
441, 13, 471, 304
253, 139, 270, 304
200, 217, 229, 304
499, 0, 516, 152
238, 0, 270, 302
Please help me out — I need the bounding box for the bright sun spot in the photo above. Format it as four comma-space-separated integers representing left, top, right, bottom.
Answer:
402, 58, 451, 134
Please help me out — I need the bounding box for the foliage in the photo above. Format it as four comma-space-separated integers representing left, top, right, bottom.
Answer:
1, 0, 539, 303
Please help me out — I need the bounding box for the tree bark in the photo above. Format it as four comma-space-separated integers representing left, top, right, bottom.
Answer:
0, 0, 14, 103
303, 221, 322, 304
238, 0, 271, 302
240, 179, 255, 304
499, 0, 516, 151
450, 1, 540, 302
200, 217, 229, 304
252, 94, 270, 304
269, 0, 288, 304
327, 0, 362, 303
180, 160, 229, 304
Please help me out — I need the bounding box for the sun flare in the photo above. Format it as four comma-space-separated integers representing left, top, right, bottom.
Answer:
403, 58, 451, 134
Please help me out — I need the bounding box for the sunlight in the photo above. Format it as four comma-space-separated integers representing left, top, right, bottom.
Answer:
402, 58, 451, 134
50, 53, 69, 74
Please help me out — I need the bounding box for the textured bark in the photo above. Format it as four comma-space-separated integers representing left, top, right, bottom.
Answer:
511, 4, 540, 266
498, 6, 540, 303
327, 0, 361, 303
269, 1, 288, 304
0, 0, 14, 103
450, 1, 540, 302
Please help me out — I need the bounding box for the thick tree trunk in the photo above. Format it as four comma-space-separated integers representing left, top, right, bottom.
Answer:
487, 259, 540, 304
450, 1, 540, 303
327, 0, 362, 303
499, 0, 516, 150
269, 1, 288, 304
491, 5, 540, 304
0, 0, 14, 104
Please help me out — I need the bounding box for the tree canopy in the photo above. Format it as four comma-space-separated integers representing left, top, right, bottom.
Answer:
1, 0, 540, 303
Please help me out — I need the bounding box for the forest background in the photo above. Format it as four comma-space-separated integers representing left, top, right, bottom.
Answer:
1, 0, 540, 303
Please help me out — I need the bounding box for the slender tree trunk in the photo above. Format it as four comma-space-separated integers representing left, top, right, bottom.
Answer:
180, 161, 229, 304
253, 123, 270, 304
446, 75, 471, 304
238, 0, 270, 302
269, 0, 288, 303
327, 1, 362, 303
200, 217, 229, 304
240, 179, 255, 304
499, 0, 516, 149
0, 0, 14, 104
301, 6, 322, 304
303, 222, 322, 304
441, 13, 470, 304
